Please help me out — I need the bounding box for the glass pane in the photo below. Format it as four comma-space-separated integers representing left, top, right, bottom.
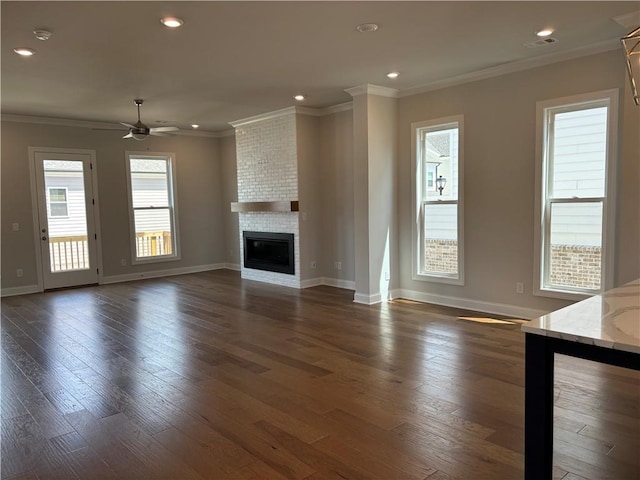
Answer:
49, 188, 67, 202
134, 208, 173, 258
422, 203, 458, 276
550, 107, 607, 198
423, 127, 459, 201
50, 203, 68, 217
130, 158, 169, 208
43, 160, 89, 272
548, 202, 602, 290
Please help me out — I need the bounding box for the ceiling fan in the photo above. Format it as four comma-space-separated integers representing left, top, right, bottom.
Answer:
120, 99, 179, 140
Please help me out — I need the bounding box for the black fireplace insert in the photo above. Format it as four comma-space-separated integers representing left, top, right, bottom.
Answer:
243, 231, 295, 275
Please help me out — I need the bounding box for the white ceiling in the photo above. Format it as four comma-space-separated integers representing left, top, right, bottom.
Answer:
1, 1, 637, 133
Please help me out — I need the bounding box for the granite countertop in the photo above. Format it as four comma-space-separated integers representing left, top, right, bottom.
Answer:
522, 279, 640, 354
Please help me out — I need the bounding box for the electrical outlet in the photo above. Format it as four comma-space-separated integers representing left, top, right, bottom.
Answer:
516, 282, 524, 294
16, 268, 23, 278
334, 261, 342, 270
120, 259, 127, 266
12, 223, 19, 231
310, 261, 317, 269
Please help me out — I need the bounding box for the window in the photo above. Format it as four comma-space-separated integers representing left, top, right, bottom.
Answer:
412, 116, 464, 284
125, 152, 179, 263
535, 90, 617, 298
48, 187, 69, 217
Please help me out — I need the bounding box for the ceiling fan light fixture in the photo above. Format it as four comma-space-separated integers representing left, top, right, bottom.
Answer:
191, 124, 199, 129
14, 47, 35, 56
294, 94, 305, 101
132, 132, 148, 141
160, 17, 184, 28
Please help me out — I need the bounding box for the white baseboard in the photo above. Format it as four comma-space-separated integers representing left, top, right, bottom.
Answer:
321, 277, 356, 291
300, 277, 324, 288
1, 284, 41, 297
224, 263, 241, 271
390, 288, 548, 320
353, 291, 384, 305
101, 263, 226, 285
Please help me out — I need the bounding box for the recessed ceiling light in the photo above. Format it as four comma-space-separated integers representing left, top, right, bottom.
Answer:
356, 23, 379, 33
160, 17, 184, 28
387, 72, 399, 79
191, 124, 199, 129
14, 47, 35, 57
536, 28, 554, 37
294, 95, 305, 101
33, 29, 52, 41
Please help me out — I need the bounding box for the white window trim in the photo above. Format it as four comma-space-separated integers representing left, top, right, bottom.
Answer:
411, 115, 465, 286
533, 89, 618, 301
125, 151, 181, 265
48, 186, 69, 218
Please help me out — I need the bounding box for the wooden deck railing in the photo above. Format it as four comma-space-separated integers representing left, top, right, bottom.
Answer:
49, 231, 173, 272
135, 231, 172, 258
49, 235, 89, 272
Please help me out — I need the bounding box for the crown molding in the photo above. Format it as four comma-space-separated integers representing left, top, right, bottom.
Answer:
229, 106, 297, 127
398, 38, 621, 98
1, 114, 222, 137
229, 103, 354, 128
320, 102, 353, 115
613, 10, 640, 29
345, 84, 399, 98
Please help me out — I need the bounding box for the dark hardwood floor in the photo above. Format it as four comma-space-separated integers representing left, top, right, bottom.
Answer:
1, 270, 638, 479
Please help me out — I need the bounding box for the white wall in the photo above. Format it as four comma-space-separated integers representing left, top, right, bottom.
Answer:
397, 49, 640, 314
1, 121, 225, 290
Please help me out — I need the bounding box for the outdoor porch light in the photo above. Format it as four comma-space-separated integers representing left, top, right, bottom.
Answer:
435, 175, 447, 195
621, 26, 640, 106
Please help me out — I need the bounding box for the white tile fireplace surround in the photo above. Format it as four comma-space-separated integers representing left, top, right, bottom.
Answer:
239, 212, 300, 288
233, 111, 302, 288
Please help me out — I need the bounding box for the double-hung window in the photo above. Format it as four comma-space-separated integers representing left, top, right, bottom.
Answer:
125, 152, 180, 264
535, 90, 617, 298
412, 116, 464, 284
48, 187, 69, 217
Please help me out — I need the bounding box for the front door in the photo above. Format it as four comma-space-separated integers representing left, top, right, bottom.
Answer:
32, 149, 99, 289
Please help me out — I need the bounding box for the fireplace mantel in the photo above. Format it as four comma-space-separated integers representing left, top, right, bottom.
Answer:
230, 201, 299, 213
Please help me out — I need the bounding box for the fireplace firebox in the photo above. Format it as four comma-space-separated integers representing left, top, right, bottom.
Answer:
243, 231, 295, 275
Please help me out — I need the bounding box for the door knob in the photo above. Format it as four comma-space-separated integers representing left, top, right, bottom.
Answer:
42, 236, 47, 241
41, 228, 47, 233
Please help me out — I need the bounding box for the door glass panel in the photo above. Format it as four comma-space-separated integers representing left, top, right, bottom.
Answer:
43, 160, 90, 272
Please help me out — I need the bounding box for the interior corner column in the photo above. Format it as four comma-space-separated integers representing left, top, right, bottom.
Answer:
346, 85, 397, 305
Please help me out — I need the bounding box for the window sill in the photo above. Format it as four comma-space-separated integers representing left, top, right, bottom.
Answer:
413, 272, 464, 286
533, 286, 597, 302
132, 254, 181, 266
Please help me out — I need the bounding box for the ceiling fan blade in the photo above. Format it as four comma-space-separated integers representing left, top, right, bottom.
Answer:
150, 132, 170, 137
120, 122, 135, 129
150, 126, 179, 133
92, 127, 128, 131
122, 132, 134, 139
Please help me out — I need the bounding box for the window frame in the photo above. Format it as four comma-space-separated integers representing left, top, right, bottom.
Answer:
411, 115, 465, 285
125, 151, 180, 265
47, 186, 69, 218
533, 90, 618, 300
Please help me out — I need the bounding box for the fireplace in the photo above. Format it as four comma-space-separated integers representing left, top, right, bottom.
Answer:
243, 231, 295, 275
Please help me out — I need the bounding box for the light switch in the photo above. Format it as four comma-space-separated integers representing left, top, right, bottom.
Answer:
12, 223, 19, 231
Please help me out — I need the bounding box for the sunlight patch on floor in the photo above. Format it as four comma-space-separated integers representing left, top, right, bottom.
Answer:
458, 316, 525, 325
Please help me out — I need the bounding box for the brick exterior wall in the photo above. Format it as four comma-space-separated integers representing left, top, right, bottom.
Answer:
549, 244, 601, 290
425, 239, 458, 274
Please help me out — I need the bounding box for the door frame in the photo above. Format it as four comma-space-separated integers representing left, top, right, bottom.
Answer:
28, 146, 104, 291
